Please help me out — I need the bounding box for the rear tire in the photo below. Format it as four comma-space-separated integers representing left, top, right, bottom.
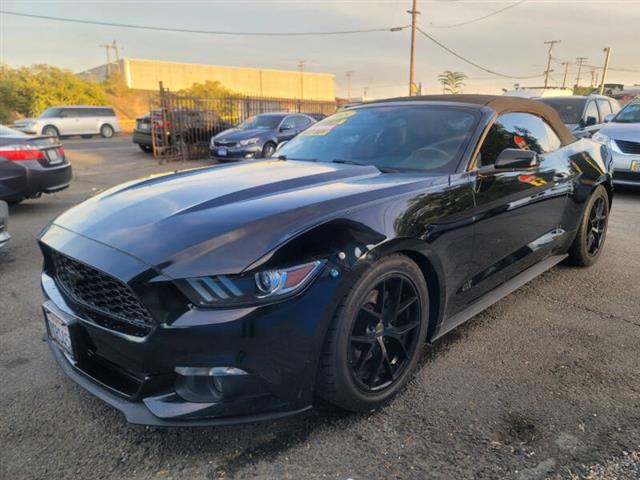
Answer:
139, 144, 152, 153
317, 254, 429, 412
100, 124, 114, 138
568, 185, 609, 267
42, 125, 59, 138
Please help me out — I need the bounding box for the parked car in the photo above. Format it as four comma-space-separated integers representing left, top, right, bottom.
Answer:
133, 109, 232, 153
0, 125, 72, 204
210, 112, 316, 161
593, 99, 640, 187
38, 95, 612, 426
14, 106, 121, 139
0, 200, 9, 248
539, 95, 620, 138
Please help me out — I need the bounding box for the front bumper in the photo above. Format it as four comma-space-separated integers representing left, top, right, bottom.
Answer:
13, 124, 40, 134
39, 225, 342, 426
209, 144, 262, 162
0, 159, 72, 203
611, 150, 640, 186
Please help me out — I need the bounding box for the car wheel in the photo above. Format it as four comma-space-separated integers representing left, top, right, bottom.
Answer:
42, 125, 59, 138
262, 142, 276, 158
568, 185, 609, 267
317, 254, 429, 412
100, 124, 114, 138
139, 144, 152, 153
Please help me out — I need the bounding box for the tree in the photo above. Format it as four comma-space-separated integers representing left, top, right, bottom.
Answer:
177, 80, 235, 97
0, 64, 109, 123
437, 70, 467, 94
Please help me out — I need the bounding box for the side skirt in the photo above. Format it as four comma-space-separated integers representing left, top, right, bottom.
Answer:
430, 254, 568, 342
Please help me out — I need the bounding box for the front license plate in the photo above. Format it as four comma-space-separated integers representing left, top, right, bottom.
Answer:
45, 308, 74, 360
217, 148, 227, 156
631, 161, 640, 172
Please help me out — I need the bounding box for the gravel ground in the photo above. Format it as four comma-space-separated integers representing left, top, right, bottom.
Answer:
1, 136, 639, 480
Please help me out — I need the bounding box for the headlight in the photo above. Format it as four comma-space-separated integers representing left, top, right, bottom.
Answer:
179, 260, 325, 308
238, 137, 259, 147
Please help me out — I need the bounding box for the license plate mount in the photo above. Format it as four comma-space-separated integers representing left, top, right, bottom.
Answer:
217, 148, 227, 156
46, 148, 63, 165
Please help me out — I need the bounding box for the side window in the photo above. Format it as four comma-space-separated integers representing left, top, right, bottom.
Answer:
280, 116, 296, 130
584, 101, 599, 123
597, 99, 612, 119
609, 100, 620, 115
294, 116, 311, 129
479, 112, 550, 166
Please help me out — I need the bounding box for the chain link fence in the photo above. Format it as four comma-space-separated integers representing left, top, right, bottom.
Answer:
150, 83, 336, 162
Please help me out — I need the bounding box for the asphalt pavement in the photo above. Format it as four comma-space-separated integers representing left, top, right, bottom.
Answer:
1, 136, 639, 480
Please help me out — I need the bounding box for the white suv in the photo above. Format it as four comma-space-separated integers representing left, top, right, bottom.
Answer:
14, 106, 121, 138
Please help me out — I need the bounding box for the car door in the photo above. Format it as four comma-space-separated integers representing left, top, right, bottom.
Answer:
277, 116, 297, 142
53, 108, 77, 135
466, 112, 572, 301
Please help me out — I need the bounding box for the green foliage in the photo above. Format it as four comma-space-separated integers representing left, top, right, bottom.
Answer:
0, 64, 109, 123
437, 70, 467, 94
573, 85, 597, 96
177, 80, 235, 97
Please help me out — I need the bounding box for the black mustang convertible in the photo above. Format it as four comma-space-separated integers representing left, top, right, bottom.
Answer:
38, 95, 612, 426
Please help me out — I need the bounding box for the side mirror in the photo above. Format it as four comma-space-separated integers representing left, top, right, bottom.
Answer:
494, 148, 539, 170
604, 114, 615, 123
585, 116, 597, 127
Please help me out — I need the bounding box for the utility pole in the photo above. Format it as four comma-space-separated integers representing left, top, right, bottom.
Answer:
598, 47, 612, 95
561, 62, 569, 88
543, 40, 561, 88
100, 43, 112, 79
407, 0, 420, 96
575, 57, 588, 88
345, 71, 354, 102
297, 60, 306, 100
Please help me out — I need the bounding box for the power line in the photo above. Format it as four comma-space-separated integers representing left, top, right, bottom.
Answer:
416, 26, 543, 79
429, 0, 527, 28
0, 10, 410, 36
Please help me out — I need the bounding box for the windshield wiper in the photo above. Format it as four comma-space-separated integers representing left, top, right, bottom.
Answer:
331, 159, 367, 166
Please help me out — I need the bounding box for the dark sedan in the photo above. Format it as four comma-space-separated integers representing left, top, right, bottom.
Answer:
210, 112, 315, 161
38, 95, 612, 426
0, 125, 72, 204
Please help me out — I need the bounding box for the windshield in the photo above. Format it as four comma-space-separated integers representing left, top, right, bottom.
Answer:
239, 115, 284, 130
39, 108, 63, 119
613, 102, 640, 123
540, 98, 585, 124
277, 106, 478, 173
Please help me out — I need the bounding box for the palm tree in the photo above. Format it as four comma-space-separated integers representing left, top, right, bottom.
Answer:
437, 71, 467, 94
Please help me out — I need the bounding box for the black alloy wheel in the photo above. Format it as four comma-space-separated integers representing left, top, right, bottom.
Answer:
586, 196, 607, 256
349, 275, 421, 392
317, 254, 429, 412
568, 185, 609, 267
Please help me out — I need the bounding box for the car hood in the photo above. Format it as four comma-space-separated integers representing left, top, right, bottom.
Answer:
598, 122, 640, 141
51, 160, 436, 278
214, 128, 272, 141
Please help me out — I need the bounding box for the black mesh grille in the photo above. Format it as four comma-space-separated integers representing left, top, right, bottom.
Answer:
50, 250, 154, 336
615, 139, 640, 155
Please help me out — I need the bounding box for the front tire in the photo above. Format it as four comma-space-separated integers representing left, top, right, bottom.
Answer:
317, 254, 429, 412
568, 185, 610, 267
262, 142, 276, 158
100, 124, 114, 138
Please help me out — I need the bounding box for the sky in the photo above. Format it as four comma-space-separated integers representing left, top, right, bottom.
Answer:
1, 0, 639, 98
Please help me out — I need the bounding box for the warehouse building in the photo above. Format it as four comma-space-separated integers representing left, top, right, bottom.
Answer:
78, 58, 336, 101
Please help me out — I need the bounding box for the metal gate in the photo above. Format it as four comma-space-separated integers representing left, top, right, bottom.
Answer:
150, 83, 336, 162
